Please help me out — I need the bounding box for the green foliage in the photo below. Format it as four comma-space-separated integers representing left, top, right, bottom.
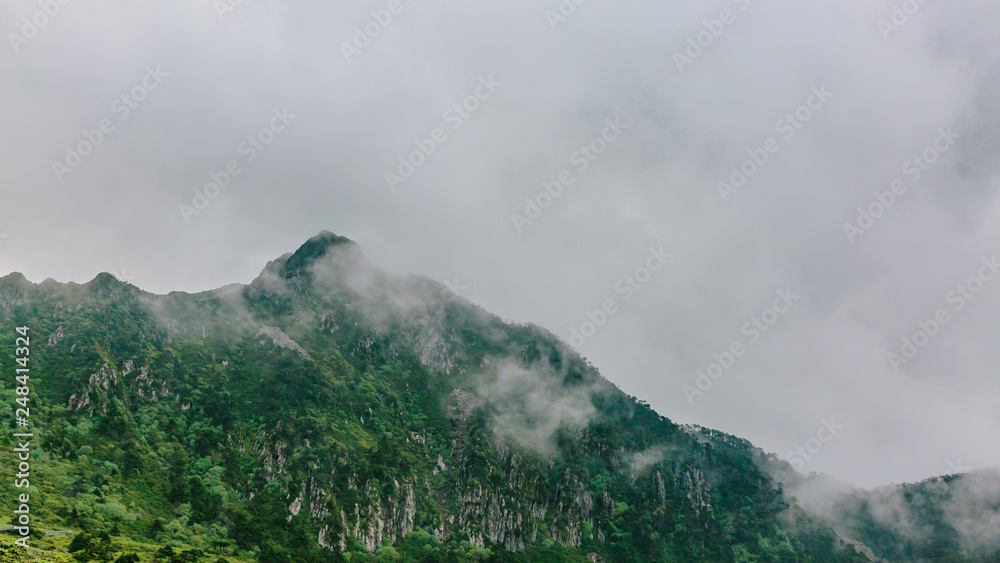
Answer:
70, 531, 116, 562
68, 533, 92, 553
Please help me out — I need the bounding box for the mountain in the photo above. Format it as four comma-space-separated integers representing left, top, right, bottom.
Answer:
0, 231, 995, 562
775, 467, 1000, 562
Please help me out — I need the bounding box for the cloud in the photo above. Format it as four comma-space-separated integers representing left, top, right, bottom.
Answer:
940, 470, 1000, 553
472, 359, 600, 457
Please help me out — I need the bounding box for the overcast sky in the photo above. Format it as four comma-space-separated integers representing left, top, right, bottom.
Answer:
2, 0, 999, 489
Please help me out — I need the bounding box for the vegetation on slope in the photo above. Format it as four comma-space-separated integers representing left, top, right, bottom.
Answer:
0, 233, 891, 561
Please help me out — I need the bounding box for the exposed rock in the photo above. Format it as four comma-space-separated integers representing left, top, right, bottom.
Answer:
48, 326, 65, 346
328, 479, 419, 552
679, 468, 714, 519
68, 363, 119, 413
257, 325, 311, 359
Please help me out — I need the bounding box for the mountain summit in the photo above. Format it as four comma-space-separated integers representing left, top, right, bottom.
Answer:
280, 231, 357, 278
0, 232, 996, 562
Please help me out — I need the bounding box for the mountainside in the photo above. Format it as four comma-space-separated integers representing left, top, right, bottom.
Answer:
775, 467, 1000, 563
0, 232, 995, 562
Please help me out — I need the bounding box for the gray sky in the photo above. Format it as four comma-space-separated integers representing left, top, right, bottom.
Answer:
2, 0, 999, 489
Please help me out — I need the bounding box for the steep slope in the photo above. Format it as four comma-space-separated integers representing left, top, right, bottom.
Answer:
773, 467, 1000, 562
0, 232, 886, 561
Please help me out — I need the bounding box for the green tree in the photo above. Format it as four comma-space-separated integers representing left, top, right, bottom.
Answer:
68, 532, 92, 553
374, 545, 399, 562
154, 546, 178, 563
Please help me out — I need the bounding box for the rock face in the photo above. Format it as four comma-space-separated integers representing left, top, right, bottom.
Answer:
257, 324, 311, 359
68, 363, 118, 413
680, 468, 714, 519
332, 479, 417, 552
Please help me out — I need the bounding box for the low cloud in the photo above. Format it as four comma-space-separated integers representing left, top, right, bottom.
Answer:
473, 359, 600, 456
941, 470, 1000, 553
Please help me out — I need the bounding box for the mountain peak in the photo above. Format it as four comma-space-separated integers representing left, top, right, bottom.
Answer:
281, 231, 357, 278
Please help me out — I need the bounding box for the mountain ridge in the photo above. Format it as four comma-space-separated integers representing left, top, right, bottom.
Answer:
0, 232, 996, 562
